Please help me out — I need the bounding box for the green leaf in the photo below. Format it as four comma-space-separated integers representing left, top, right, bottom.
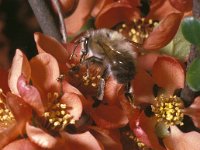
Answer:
186, 58, 200, 91
160, 26, 190, 61
181, 17, 200, 46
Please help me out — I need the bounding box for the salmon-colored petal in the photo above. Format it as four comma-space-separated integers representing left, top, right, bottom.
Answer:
91, 0, 114, 17
0, 94, 31, 148
147, 0, 177, 20
152, 56, 185, 93
118, 88, 135, 120
163, 126, 200, 150
183, 96, 200, 128
133, 69, 155, 105
95, 2, 139, 28
168, 0, 192, 12
59, 0, 78, 16
86, 99, 128, 129
26, 123, 57, 149
7, 92, 32, 122
3, 139, 43, 150
62, 81, 87, 105
30, 53, 60, 94
17, 75, 44, 115
0, 68, 9, 93
104, 76, 122, 105
143, 13, 183, 50
64, 0, 97, 34
130, 112, 165, 150
137, 53, 160, 71
34, 32, 68, 65
0, 124, 27, 149
88, 126, 123, 150
61, 92, 83, 120
61, 131, 103, 150
8, 49, 31, 95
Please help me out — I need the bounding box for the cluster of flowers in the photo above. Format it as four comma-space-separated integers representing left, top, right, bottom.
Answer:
1, 0, 200, 150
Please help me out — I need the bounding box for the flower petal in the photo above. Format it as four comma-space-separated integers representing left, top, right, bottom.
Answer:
30, 53, 60, 94
17, 75, 44, 115
64, 0, 97, 34
61, 131, 103, 150
86, 99, 128, 129
61, 92, 83, 120
137, 53, 160, 71
163, 126, 200, 150
130, 112, 165, 149
59, 0, 78, 16
8, 49, 31, 95
7, 92, 32, 122
104, 76, 122, 105
143, 13, 183, 50
168, 0, 192, 12
26, 123, 57, 149
147, 0, 177, 20
133, 69, 155, 104
95, 2, 139, 28
3, 139, 43, 150
34, 32, 68, 66
152, 56, 185, 93
183, 96, 200, 128
88, 126, 123, 150
91, 0, 113, 17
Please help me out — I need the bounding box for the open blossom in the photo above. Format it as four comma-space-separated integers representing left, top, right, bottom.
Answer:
34, 32, 129, 131
62, 0, 192, 51
0, 67, 32, 149
124, 54, 200, 149
2, 48, 124, 149
2, 49, 105, 150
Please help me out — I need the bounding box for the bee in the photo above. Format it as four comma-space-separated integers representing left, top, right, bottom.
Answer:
70, 28, 137, 106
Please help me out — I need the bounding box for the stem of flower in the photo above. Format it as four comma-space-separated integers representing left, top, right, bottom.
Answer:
180, 0, 200, 107
28, 0, 62, 42
51, 0, 68, 44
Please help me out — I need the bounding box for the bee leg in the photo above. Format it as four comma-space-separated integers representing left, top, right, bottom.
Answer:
83, 56, 103, 79
93, 68, 108, 107
124, 82, 134, 105
57, 74, 66, 98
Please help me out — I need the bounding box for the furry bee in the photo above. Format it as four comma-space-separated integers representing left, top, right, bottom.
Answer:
70, 29, 137, 106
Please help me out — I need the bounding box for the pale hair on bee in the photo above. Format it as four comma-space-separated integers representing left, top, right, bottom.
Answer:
69, 28, 138, 107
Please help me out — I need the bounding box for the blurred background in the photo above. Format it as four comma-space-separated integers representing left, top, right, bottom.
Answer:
0, 0, 40, 69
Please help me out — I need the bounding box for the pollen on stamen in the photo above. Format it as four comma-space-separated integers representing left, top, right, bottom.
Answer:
151, 95, 184, 127
43, 102, 75, 131
0, 89, 15, 128
123, 131, 148, 150
116, 18, 158, 44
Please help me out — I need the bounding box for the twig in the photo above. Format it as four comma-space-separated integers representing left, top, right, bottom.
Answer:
52, 0, 68, 43
180, 0, 200, 107
28, 0, 62, 42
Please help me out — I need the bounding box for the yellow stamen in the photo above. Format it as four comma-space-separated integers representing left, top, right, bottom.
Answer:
0, 89, 15, 128
151, 95, 184, 127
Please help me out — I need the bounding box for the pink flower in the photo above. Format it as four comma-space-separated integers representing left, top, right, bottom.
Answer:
125, 54, 200, 149
33, 32, 129, 130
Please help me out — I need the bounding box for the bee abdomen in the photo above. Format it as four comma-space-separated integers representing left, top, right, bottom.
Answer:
111, 60, 136, 84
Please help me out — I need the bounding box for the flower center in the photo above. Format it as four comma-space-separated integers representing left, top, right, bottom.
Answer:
117, 18, 158, 44
43, 92, 75, 131
151, 95, 184, 127
0, 89, 15, 129
68, 64, 102, 94
123, 131, 148, 149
